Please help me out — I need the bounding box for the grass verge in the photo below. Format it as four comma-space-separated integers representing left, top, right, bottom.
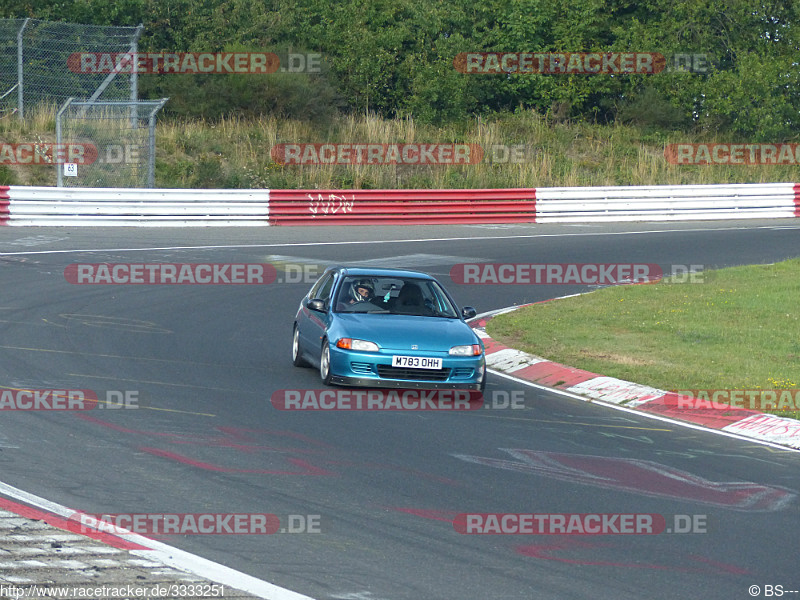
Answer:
486, 259, 800, 420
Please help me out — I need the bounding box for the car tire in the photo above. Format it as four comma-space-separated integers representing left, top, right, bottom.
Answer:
292, 325, 309, 367
479, 370, 487, 392
320, 338, 333, 385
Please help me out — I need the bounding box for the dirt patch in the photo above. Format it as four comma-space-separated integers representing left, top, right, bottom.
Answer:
578, 349, 655, 366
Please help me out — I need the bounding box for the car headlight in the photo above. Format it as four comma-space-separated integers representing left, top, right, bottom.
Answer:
449, 344, 482, 356
336, 338, 380, 352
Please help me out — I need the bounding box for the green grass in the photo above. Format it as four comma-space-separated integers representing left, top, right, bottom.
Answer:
3, 106, 800, 188
486, 259, 800, 419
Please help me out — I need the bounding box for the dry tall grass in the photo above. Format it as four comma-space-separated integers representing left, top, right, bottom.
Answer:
2, 105, 798, 188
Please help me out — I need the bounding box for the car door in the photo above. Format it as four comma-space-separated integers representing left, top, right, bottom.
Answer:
298, 270, 337, 365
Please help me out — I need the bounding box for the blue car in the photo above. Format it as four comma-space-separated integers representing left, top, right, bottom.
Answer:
292, 266, 486, 390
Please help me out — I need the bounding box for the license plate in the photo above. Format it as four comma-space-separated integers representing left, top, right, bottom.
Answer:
392, 355, 442, 370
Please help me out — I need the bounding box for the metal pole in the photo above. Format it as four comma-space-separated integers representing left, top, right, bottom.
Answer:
148, 112, 156, 188
130, 24, 143, 129
148, 98, 168, 188
56, 98, 73, 187
17, 18, 30, 120
83, 24, 143, 118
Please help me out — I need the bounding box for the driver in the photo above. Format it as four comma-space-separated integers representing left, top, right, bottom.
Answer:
347, 279, 374, 304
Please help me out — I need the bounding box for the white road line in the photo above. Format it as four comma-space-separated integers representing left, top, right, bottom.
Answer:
0, 481, 316, 600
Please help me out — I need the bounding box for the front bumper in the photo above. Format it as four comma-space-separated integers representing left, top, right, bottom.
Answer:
329, 375, 483, 390
328, 346, 485, 390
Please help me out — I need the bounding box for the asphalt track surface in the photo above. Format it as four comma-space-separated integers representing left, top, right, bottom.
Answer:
1, 220, 799, 600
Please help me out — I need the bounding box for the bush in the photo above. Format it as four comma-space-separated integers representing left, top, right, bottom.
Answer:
140, 46, 343, 123
616, 86, 688, 130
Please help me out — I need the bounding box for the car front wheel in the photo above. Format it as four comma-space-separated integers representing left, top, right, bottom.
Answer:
320, 339, 333, 385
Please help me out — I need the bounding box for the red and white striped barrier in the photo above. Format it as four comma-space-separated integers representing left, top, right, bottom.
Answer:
534, 182, 800, 222
0, 183, 797, 226
0, 186, 271, 226
0, 186, 9, 224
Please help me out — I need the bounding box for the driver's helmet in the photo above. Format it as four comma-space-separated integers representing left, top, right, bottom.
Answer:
348, 279, 374, 302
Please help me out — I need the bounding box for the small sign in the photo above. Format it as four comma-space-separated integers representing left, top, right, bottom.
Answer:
63, 163, 78, 177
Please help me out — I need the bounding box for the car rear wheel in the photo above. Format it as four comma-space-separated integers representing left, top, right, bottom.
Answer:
320, 339, 333, 385
292, 325, 309, 367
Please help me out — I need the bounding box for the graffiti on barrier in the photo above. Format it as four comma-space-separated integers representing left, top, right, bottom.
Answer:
308, 193, 355, 217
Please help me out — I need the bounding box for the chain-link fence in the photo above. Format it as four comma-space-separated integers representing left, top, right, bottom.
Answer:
0, 18, 142, 119
56, 98, 168, 188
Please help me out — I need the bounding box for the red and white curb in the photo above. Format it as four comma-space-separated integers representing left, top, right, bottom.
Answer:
472, 305, 800, 450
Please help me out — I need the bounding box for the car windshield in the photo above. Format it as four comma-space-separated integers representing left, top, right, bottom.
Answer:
334, 276, 460, 317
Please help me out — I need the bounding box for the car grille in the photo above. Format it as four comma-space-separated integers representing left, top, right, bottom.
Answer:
376, 365, 451, 381
350, 362, 374, 375
451, 367, 474, 378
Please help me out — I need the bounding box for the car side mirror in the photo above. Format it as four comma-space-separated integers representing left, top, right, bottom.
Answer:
462, 306, 477, 320
306, 298, 326, 312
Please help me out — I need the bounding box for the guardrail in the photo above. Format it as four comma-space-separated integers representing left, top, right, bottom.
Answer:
0, 186, 9, 225
269, 189, 536, 225
0, 186, 270, 226
0, 183, 797, 226
534, 183, 799, 222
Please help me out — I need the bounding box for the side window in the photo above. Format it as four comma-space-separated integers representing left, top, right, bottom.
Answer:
309, 273, 332, 299
312, 272, 337, 306
317, 275, 334, 302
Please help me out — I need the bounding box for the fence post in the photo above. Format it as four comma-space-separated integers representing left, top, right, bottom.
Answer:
130, 23, 143, 128
148, 98, 168, 188
55, 97, 74, 187
16, 18, 30, 120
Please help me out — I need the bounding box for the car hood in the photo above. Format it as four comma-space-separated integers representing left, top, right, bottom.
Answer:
334, 313, 479, 352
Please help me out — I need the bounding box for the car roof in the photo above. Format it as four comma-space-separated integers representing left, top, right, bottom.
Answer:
333, 266, 436, 280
